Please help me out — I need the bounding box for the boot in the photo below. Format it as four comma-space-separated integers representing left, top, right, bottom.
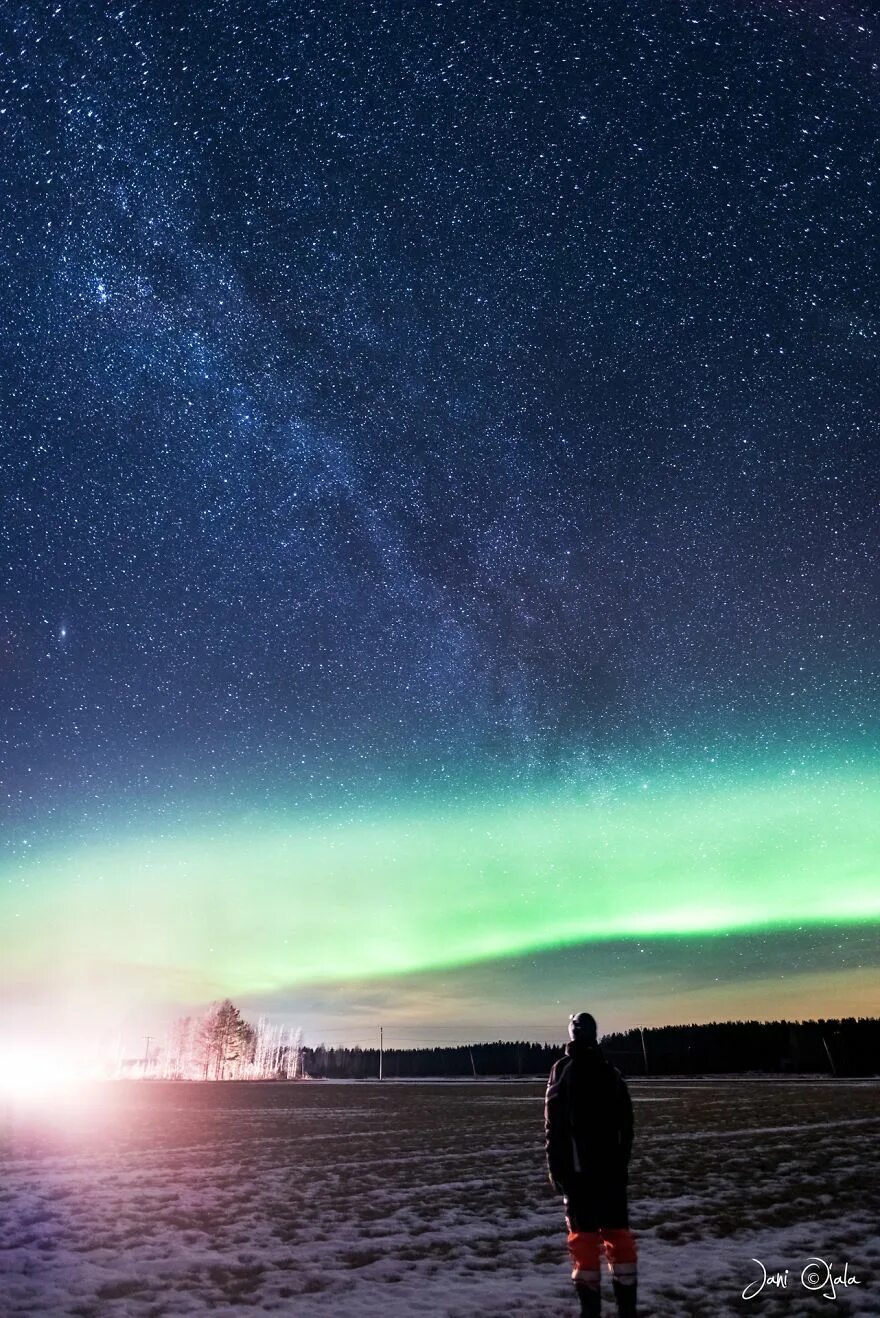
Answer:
612, 1277, 637, 1317
574, 1281, 601, 1317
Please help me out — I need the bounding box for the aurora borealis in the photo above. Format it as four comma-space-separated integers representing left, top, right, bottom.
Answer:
3, 756, 878, 1041
1, 1, 878, 1045
6, 758, 880, 988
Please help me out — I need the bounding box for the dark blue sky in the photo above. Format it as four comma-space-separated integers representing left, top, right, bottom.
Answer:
1, 0, 877, 837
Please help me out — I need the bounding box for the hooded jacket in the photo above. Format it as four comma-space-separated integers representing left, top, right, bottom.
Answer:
544, 1038, 634, 1193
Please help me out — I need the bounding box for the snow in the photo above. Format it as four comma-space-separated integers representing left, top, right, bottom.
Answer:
1, 1078, 877, 1316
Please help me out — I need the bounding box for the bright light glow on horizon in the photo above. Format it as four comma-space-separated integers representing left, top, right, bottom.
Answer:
0, 1045, 90, 1105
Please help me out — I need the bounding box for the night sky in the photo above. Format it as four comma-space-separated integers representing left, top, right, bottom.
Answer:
1, 1, 877, 1046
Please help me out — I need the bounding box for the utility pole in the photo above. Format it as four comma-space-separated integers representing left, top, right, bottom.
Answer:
469, 1047, 477, 1078
379, 1026, 383, 1081
143, 1035, 152, 1078
640, 1028, 648, 1076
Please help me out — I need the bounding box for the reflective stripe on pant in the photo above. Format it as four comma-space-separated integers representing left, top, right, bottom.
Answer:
567, 1227, 638, 1288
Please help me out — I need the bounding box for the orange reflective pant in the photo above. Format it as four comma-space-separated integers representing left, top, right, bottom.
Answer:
568, 1227, 638, 1289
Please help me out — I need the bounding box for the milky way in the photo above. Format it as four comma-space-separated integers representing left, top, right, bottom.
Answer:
1, 2, 877, 1035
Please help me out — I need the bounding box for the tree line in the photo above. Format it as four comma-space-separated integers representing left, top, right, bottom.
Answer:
303, 1039, 559, 1079
601, 1016, 878, 1077
149, 1010, 878, 1079
299, 1017, 878, 1079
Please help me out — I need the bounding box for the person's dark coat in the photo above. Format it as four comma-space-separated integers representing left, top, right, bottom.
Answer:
544, 1038, 633, 1196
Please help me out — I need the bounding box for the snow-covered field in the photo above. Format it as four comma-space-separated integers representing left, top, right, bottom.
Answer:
1, 1076, 876, 1316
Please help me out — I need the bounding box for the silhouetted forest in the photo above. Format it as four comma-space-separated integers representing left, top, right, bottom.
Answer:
299, 1017, 879, 1079
600, 1017, 878, 1077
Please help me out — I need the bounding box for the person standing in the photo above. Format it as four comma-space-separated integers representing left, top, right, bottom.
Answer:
545, 1012, 638, 1316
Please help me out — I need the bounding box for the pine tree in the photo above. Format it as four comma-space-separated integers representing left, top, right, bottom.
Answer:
196, 999, 256, 1080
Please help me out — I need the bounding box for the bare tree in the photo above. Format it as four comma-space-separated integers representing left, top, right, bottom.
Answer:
288, 1026, 304, 1079
166, 1015, 197, 1078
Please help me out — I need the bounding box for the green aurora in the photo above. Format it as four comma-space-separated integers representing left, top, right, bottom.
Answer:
3, 758, 878, 1006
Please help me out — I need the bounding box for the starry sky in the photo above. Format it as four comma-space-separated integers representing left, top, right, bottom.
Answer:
1, 1, 878, 1047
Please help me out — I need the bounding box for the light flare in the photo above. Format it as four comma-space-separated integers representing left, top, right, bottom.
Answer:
0, 1044, 89, 1105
